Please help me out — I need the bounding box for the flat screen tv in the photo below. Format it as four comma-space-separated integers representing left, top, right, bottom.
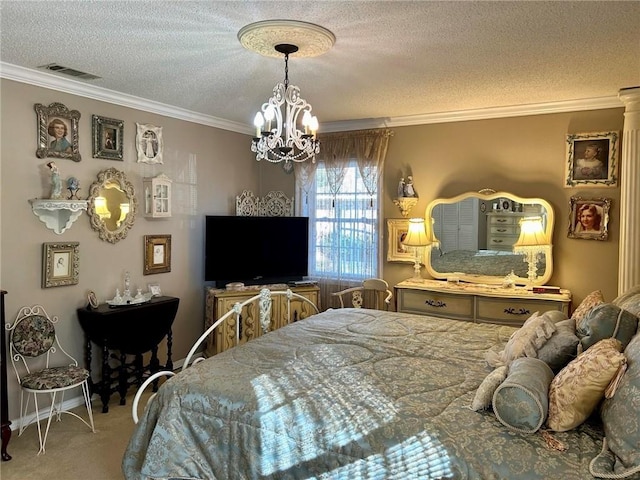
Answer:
205, 215, 309, 288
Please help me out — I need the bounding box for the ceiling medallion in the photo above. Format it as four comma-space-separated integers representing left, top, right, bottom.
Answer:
238, 20, 335, 58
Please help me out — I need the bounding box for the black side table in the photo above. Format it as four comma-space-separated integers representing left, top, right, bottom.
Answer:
77, 296, 179, 413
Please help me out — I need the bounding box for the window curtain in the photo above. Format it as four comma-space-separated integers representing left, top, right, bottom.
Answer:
296, 129, 392, 309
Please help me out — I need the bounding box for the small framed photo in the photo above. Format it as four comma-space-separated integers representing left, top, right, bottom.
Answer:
87, 290, 99, 309
564, 131, 619, 187
144, 234, 171, 275
136, 123, 163, 164
42, 242, 79, 288
568, 196, 611, 241
148, 283, 162, 297
34, 102, 81, 162
92, 115, 124, 160
386, 219, 414, 263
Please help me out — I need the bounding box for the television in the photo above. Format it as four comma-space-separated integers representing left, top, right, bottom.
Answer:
205, 215, 309, 288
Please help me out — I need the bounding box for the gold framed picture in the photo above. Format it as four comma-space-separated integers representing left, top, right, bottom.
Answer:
567, 196, 611, 241
564, 131, 619, 188
34, 102, 81, 162
92, 115, 124, 160
42, 242, 79, 288
386, 219, 414, 263
144, 234, 171, 275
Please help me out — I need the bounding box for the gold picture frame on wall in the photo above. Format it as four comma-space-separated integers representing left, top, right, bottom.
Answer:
42, 242, 79, 288
564, 131, 619, 188
92, 115, 124, 160
567, 196, 611, 241
34, 102, 81, 162
386, 219, 414, 263
144, 234, 171, 275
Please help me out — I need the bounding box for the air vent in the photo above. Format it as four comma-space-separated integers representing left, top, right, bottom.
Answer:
37, 63, 101, 80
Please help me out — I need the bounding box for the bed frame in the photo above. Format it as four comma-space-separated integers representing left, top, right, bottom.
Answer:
131, 288, 319, 423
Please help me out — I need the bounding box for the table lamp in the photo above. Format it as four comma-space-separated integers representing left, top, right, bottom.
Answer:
512, 216, 550, 284
402, 218, 433, 282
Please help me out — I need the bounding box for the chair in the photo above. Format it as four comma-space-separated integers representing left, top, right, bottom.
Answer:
6, 305, 94, 454
331, 278, 394, 311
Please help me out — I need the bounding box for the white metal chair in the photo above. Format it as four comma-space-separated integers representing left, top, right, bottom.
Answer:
331, 278, 393, 311
6, 305, 95, 454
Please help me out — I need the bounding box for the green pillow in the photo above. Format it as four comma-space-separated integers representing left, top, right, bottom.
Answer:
492, 357, 554, 433
537, 319, 579, 372
577, 303, 639, 352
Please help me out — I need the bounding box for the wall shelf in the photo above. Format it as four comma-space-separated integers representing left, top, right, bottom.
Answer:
29, 199, 88, 234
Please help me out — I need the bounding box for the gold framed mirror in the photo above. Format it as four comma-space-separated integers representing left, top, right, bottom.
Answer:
424, 189, 554, 286
87, 168, 137, 243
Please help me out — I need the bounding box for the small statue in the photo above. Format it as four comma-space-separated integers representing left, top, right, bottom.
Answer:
123, 271, 131, 298
404, 176, 417, 197
397, 177, 405, 198
67, 176, 80, 200
47, 161, 63, 199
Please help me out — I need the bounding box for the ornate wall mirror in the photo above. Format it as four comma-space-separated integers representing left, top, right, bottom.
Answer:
424, 189, 554, 286
87, 168, 137, 243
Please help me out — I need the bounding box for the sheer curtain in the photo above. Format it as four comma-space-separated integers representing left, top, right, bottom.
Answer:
295, 129, 392, 310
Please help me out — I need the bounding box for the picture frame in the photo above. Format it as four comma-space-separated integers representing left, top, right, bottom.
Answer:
144, 234, 171, 275
564, 131, 619, 187
568, 196, 611, 241
148, 283, 162, 297
87, 290, 99, 309
136, 123, 163, 164
42, 242, 79, 288
92, 115, 124, 160
34, 102, 81, 162
386, 219, 414, 262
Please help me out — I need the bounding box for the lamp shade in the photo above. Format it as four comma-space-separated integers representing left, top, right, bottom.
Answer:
402, 218, 431, 247
94, 196, 111, 219
513, 216, 549, 252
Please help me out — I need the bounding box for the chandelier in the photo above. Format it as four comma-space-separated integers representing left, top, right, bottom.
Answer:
252, 43, 319, 164
238, 20, 335, 166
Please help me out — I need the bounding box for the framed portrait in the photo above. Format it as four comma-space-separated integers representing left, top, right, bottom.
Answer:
564, 131, 619, 188
34, 102, 81, 162
92, 115, 124, 160
148, 283, 162, 297
144, 234, 171, 275
386, 219, 414, 262
87, 290, 99, 309
136, 123, 163, 164
42, 242, 79, 288
568, 196, 611, 241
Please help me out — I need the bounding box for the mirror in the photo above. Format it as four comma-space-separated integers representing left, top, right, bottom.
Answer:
87, 168, 137, 243
424, 189, 554, 286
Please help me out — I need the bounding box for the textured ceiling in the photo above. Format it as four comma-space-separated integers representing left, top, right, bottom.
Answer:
1, 1, 639, 131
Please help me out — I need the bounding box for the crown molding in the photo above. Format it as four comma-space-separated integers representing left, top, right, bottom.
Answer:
1, 61, 623, 135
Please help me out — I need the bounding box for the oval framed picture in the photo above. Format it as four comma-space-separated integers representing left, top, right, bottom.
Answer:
87, 290, 99, 309
502, 200, 511, 211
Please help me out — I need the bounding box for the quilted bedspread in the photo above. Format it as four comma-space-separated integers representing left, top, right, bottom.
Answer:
122, 308, 605, 480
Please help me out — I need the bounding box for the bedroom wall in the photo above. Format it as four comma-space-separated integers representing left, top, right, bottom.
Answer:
381, 108, 625, 307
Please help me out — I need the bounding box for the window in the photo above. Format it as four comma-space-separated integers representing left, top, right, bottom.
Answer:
302, 160, 380, 281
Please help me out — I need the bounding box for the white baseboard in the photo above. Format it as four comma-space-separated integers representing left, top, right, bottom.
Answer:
9, 353, 202, 430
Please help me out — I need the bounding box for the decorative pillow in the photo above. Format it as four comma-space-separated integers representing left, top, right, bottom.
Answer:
591, 332, 640, 479
537, 318, 579, 372
546, 338, 626, 432
612, 284, 640, 317
492, 357, 554, 433
540, 310, 569, 325
577, 303, 639, 353
485, 313, 556, 367
572, 290, 605, 329
471, 366, 508, 411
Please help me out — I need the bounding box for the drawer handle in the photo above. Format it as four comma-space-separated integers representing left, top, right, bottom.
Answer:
493, 239, 504, 243
504, 307, 530, 316
426, 299, 446, 308
496, 219, 507, 223
497, 228, 507, 232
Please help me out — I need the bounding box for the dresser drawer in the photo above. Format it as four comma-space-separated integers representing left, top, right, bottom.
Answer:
476, 297, 566, 327
487, 236, 519, 249
398, 289, 474, 320
490, 225, 519, 235
489, 216, 517, 226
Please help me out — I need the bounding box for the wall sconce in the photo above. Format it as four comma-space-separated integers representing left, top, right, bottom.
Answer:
94, 196, 111, 220
117, 203, 130, 227
513, 216, 550, 284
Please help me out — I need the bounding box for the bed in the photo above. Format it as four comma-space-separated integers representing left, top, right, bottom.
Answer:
122, 287, 640, 480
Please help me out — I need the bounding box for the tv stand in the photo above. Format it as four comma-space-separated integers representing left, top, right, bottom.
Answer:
204, 283, 319, 356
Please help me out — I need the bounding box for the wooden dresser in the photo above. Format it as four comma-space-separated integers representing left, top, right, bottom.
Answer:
486, 211, 527, 251
204, 284, 320, 357
395, 279, 571, 327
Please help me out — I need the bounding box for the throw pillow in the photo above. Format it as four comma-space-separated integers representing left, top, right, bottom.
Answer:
546, 338, 626, 432
492, 357, 554, 433
590, 332, 640, 479
572, 290, 605, 329
537, 318, 579, 372
577, 303, 639, 352
612, 284, 640, 317
471, 366, 508, 411
500, 314, 556, 363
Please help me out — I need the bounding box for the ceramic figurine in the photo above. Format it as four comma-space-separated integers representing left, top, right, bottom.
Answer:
47, 161, 63, 199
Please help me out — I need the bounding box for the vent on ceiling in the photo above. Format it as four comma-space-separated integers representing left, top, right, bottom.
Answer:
37, 63, 101, 80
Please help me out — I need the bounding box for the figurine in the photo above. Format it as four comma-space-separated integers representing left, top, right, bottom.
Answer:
404, 176, 417, 197
397, 177, 405, 198
67, 176, 80, 200
47, 161, 63, 199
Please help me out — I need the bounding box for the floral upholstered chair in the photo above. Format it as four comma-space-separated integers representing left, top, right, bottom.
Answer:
5, 305, 94, 454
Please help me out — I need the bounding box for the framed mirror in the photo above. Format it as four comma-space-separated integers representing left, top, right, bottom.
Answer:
87, 168, 137, 243
424, 189, 554, 286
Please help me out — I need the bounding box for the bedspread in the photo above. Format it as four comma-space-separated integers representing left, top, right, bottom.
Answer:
123, 308, 605, 480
